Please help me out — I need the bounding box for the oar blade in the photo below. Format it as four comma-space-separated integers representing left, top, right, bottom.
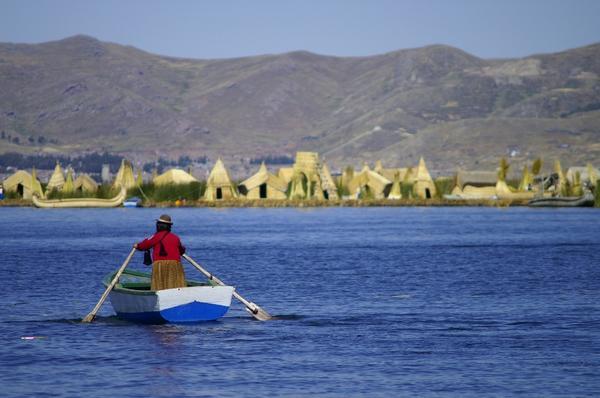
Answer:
184, 254, 273, 321
245, 302, 273, 321
81, 313, 95, 323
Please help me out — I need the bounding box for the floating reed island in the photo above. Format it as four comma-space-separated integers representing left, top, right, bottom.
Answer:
2, 152, 599, 208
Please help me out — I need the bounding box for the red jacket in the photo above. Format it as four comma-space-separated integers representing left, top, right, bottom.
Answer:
136, 231, 186, 261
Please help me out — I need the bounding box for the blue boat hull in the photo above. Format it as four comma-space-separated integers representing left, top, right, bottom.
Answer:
116, 301, 231, 324
105, 270, 235, 324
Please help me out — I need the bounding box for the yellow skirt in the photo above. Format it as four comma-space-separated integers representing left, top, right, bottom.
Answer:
151, 260, 186, 291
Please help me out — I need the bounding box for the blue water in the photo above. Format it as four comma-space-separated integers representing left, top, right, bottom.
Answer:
1, 207, 599, 397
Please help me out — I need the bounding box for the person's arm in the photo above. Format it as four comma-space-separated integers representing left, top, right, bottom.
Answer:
135, 232, 162, 251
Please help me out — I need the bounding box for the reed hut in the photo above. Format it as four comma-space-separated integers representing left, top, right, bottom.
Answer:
238, 163, 287, 200
3, 169, 43, 199
374, 160, 409, 183
413, 157, 436, 199
46, 162, 65, 192
73, 174, 99, 194
464, 186, 497, 199
347, 164, 392, 199
456, 170, 497, 189
203, 158, 238, 201
450, 169, 497, 199
286, 152, 337, 200
112, 160, 136, 190
288, 152, 321, 199
153, 169, 199, 186
387, 172, 402, 200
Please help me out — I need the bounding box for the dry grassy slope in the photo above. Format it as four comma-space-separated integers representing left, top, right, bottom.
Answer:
0, 35, 599, 172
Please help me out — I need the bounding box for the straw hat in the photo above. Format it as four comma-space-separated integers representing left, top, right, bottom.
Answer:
156, 214, 173, 224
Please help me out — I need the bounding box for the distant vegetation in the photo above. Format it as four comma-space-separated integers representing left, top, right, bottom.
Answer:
401, 182, 414, 199
0, 152, 123, 174
44, 181, 206, 202
0, 131, 59, 146
595, 180, 600, 207
142, 156, 208, 174
0, 152, 212, 178
434, 177, 454, 198
133, 182, 205, 203
249, 155, 294, 165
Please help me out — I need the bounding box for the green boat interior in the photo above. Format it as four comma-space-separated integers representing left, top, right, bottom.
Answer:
103, 269, 216, 292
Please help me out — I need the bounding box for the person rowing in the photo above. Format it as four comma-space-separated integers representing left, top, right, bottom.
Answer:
84, 213, 271, 322
134, 214, 187, 291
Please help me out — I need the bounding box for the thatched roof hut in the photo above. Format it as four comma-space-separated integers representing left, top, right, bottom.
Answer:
347, 164, 392, 199
153, 169, 199, 186
203, 158, 238, 201
46, 162, 65, 192
387, 172, 402, 200
3, 169, 43, 199
112, 160, 136, 190
374, 160, 409, 182
73, 174, 99, 194
413, 157, 436, 199
239, 163, 287, 200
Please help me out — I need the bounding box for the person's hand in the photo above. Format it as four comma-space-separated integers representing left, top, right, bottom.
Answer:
133, 243, 138, 249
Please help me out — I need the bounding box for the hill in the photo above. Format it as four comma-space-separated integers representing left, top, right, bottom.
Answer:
0, 35, 599, 172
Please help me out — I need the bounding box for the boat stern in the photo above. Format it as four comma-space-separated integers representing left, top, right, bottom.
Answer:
156, 285, 234, 322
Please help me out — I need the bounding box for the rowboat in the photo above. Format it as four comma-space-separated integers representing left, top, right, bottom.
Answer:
528, 192, 595, 207
32, 187, 126, 208
104, 269, 234, 323
123, 196, 142, 207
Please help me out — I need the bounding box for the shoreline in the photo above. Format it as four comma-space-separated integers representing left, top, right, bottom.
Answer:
0, 198, 526, 208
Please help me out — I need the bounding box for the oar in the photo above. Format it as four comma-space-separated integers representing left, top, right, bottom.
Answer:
82, 247, 137, 323
182, 254, 272, 321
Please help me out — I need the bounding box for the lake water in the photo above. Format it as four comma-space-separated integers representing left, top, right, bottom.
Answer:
0, 207, 599, 397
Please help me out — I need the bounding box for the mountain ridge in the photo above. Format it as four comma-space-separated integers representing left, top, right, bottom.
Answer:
0, 35, 599, 172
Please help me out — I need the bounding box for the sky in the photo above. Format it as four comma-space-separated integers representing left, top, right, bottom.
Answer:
1, 0, 600, 60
